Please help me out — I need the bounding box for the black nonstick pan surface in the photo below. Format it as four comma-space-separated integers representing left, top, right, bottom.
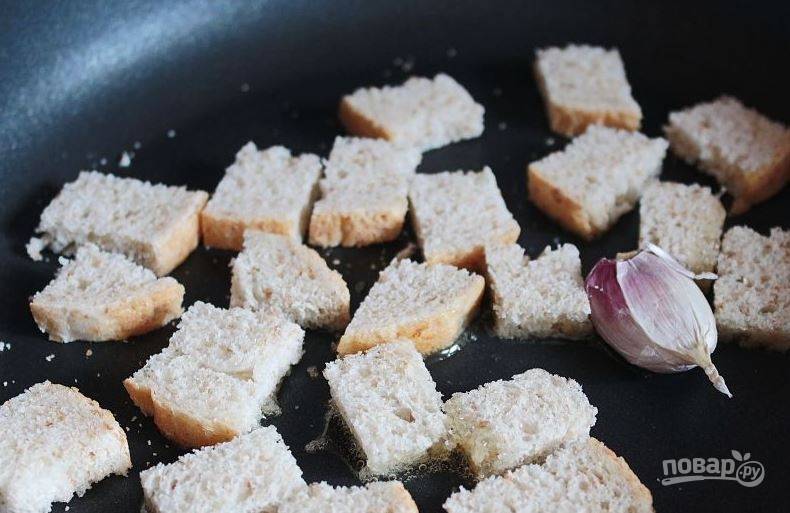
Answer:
1, 1, 789, 512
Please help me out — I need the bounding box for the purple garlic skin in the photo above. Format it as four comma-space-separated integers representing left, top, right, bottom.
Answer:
585, 245, 731, 397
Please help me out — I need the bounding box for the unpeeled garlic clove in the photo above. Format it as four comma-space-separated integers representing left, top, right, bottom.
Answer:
585, 244, 731, 397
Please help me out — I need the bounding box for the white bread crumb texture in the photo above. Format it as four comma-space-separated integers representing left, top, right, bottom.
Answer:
638, 181, 725, 274
126, 302, 303, 442
140, 427, 305, 513
535, 44, 641, 115
30, 244, 184, 342
486, 243, 592, 339
342, 73, 484, 151
324, 340, 447, 475
409, 167, 520, 265
444, 368, 597, 477
0, 382, 131, 513
230, 231, 350, 330
530, 125, 668, 233
714, 226, 789, 348
203, 142, 322, 235
36, 171, 208, 269
444, 437, 653, 513
280, 481, 417, 513
666, 95, 790, 177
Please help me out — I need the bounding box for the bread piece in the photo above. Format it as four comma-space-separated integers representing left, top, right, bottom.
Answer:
409, 167, 520, 271
280, 481, 418, 513
29, 244, 184, 343
124, 301, 304, 447
638, 181, 725, 276
339, 73, 484, 151
324, 340, 447, 475
230, 231, 350, 330
444, 437, 653, 513
485, 243, 592, 339
201, 143, 322, 250
444, 369, 597, 478
337, 259, 485, 355
664, 96, 790, 214
309, 137, 422, 247
534, 45, 642, 137
0, 382, 131, 513
140, 426, 305, 513
528, 125, 668, 240
714, 226, 789, 350
34, 171, 208, 275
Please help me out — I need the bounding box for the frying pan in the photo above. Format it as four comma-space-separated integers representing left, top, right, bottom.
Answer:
1, 1, 788, 511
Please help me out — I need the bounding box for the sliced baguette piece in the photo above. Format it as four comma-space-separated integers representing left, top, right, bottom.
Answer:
638, 181, 725, 276
528, 125, 668, 240
444, 369, 597, 478
713, 226, 789, 350
309, 137, 422, 247
201, 143, 322, 250
140, 426, 305, 513
230, 230, 350, 330
485, 243, 592, 339
280, 481, 418, 513
29, 244, 184, 343
409, 167, 520, 271
124, 301, 304, 448
534, 45, 642, 137
337, 259, 485, 355
444, 437, 653, 513
339, 73, 484, 151
664, 96, 790, 214
34, 171, 208, 275
324, 340, 447, 476
0, 382, 131, 513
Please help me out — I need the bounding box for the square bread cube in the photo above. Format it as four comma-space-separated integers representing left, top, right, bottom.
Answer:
443, 437, 653, 513
124, 301, 304, 447
140, 426, 305, 513
29, 244, 184, 342
409, 167, 520, 271
309, 137, 422, 247
339, 73, 484, 151
534, 45, 642, 137
0, 382, 131, 513
443, 369, 597, 478
201, 143, 322, 250
528, 125, 668, 240
231, 231, 350, 330
665, 96, 790, 214
34, 171, 208, 275
337, 259, 485, 355
714, 226, 789, 350
485, 243, 592, 339
323, 340, 447, 475
280, 481, 418, 513
638, 181, 725, 275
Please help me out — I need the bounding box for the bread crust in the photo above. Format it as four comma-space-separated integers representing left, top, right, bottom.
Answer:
588, 438, 655, 510
30, 279, 184, 343
338, 97, 393, 140
201, 211, 296, 251
336, 274, 484, 355
729, 148, 790, 214
533, 61, 640, 137
309, 209, 405, 247
149, 196, 208, 275
527, 166, 597, 240
123, 378, 239, 448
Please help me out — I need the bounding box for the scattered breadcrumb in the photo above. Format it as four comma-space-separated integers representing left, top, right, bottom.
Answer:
119, 151, 132, 167
332, 258, 341, 266
45, 354, 55, 362
2, 382, 6, 387
167, 129, 176, 138
0, 341, 10, 352
545, 137, 556, 145
85, 348, 93, 357
99, 157, 108, 166
147, 440, 152, 446
307, 366, 320, 379
133, 141, 142, 150
26, 237, 45, 261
